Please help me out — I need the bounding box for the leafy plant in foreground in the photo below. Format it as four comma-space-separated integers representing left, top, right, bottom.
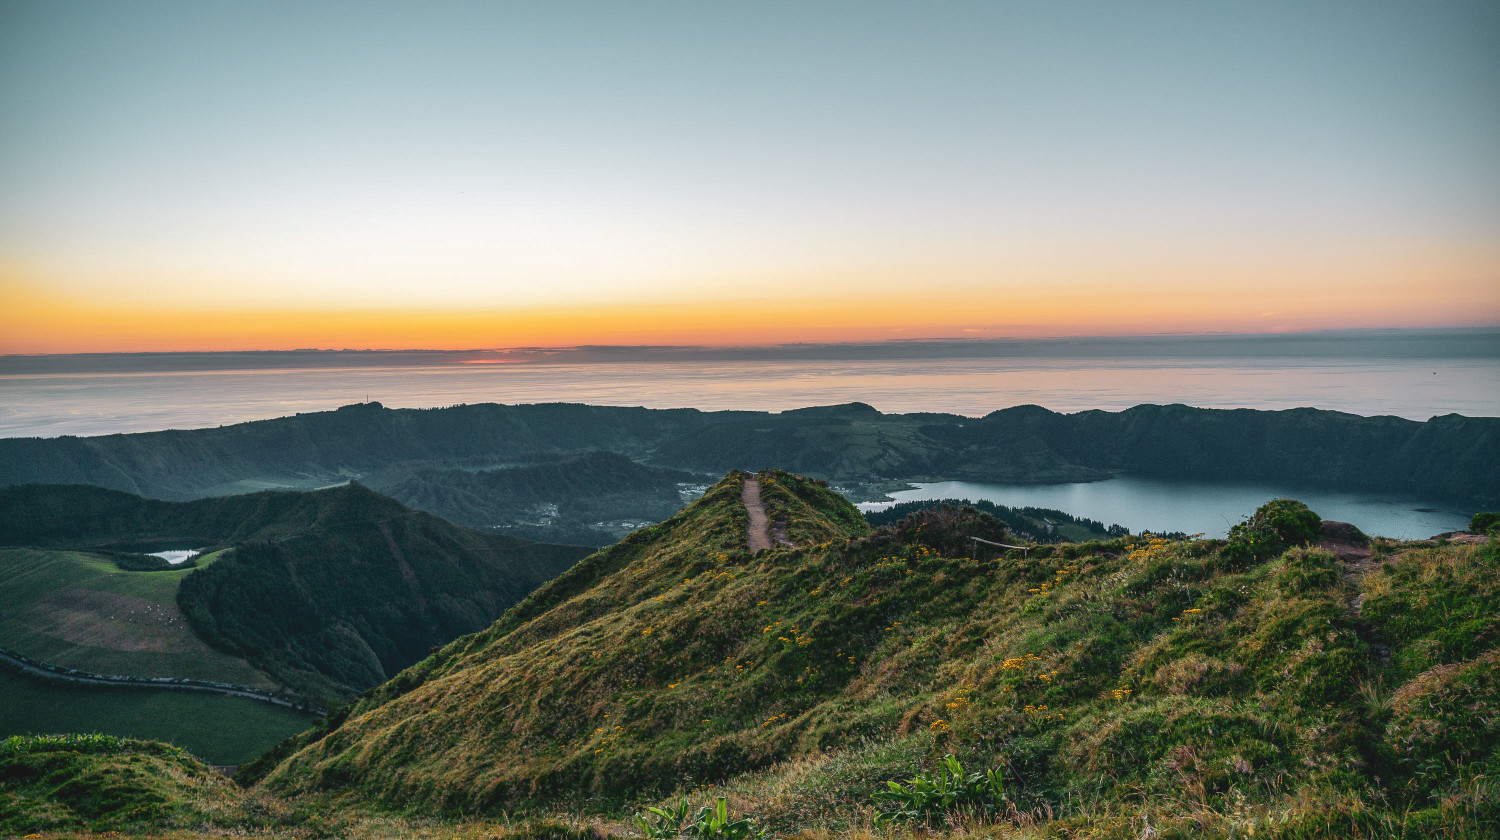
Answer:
635, 798, 691, 839
872, 754, 1006, 826
633, 797, 767, 840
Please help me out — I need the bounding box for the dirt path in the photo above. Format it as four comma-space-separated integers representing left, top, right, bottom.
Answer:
742, 478, 773, 552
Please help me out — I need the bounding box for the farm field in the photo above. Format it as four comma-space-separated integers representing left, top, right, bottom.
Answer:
0, 669, 313, 765
0, 547, 274, 686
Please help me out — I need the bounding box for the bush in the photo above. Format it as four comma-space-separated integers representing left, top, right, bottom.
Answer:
1221, 499, 1321, 568
1470, 512, 1499, 535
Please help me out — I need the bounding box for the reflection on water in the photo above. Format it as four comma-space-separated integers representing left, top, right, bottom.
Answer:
1, 357, 1496, 438
148, 550, 199, 565
857, 477, 1473, 540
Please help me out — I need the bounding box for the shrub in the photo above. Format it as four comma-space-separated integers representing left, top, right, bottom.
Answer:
1470, 512, 1499, 535
1221, 499, 1321, 568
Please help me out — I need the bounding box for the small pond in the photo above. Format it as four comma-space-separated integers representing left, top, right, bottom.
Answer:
148, 549, 201, 565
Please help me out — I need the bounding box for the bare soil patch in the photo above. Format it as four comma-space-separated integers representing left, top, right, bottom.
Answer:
742, 478, 772, 552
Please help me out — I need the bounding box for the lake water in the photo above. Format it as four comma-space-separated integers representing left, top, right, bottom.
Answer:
148, 550, 200, 565
1, 356, 1496, 438
858, 477, 1473, 540
1, 356, 1488, 539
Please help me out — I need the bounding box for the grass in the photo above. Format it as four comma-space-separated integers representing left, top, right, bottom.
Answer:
1, 482, 592, 708
0, 668, 315, 766
10, 473, 1498, 839
246, 473, 1499, 838
0, 547, 275, 686
0, 734, 243, 836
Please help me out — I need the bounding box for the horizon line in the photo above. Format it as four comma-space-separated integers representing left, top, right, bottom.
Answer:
4, 325, 1499, 360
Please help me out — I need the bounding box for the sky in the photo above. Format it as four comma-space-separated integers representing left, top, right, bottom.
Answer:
1, 0, 1498, 353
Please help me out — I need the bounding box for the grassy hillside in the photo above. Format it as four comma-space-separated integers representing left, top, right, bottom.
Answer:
0, 547, 268, 685
0, 734, 244, 835
1, 483, 593, 709
1, 401, 1493, 508
177, 497, 591, 707
256, 471, 1498, 838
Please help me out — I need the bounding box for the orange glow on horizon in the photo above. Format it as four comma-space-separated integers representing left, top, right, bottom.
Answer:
5, 237, 1498, 354
3, 275, 1497, 355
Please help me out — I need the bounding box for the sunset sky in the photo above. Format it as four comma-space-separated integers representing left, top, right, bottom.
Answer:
2, 1, 1498, 353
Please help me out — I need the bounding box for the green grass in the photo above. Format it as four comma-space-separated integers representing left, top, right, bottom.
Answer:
0, 547, 275, 686
7, 473, 1497, 839
251, 474, 1499, 839
0, 734, 247, 836
0, 483, 591, 707
0, 668, 315, 765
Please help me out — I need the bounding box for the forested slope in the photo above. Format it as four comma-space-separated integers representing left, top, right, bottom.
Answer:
364, 451, 700, 545
1, 401, 1495, 507
0, 483, 592, 706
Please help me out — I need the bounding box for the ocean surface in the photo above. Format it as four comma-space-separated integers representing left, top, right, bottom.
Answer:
858, 477, 1473, 540
2, 356, 1496, 439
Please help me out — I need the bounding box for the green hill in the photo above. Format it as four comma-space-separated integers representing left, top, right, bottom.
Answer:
0, 734, 244, 835
0, 483, 593, 709
253, 471, 1499, 837
178, 492, 592, 706
0, 479, 409, 548
0, 546, 270, 685
1, 401, 1494, 509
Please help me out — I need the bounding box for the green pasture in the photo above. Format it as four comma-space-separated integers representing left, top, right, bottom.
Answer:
0, 547, 273, 686
0, 668, 314, 765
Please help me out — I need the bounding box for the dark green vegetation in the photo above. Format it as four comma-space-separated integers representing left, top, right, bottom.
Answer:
0, 734, 244, 835
0, 670, 311, 765
0, 480, 432, 549
241, 472, 1498, 838
0, 483, 591, 708
365, 451, 701, 546
2, 401, 1494, 528
0, 547, 264, 684
178, 488, 589, 706
864, 499, 1129, 543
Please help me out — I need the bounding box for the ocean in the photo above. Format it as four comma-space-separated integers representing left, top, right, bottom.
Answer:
1, 356, 1496, 439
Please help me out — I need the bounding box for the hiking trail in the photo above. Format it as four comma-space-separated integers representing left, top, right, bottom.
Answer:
742, 477, 773, 552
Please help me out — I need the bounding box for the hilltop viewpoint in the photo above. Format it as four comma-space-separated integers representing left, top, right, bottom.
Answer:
4, 470, 1498, 839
